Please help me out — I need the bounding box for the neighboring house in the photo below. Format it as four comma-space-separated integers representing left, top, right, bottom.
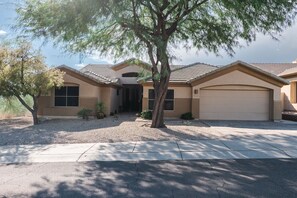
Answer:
252, 63, 297, 112
278, 67, 297, 111
38, 59, 297, 121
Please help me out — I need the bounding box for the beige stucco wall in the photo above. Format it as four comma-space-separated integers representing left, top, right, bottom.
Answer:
38, 73, 110, 117
142, 85, 192, 118
100, 87, 122, 115
110, 87, 121, 114
192, 70, 283, 120
281, 76, 297, 111
116, 65, 146, 85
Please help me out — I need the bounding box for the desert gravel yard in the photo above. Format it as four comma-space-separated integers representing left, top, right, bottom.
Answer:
0, 114, 220, 146
1, 113, 297, 146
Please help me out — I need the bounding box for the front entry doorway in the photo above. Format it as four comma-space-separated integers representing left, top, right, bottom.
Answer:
122, 84, 142, 112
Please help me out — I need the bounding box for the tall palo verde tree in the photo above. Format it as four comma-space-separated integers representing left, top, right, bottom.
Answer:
17, 0, 297, 127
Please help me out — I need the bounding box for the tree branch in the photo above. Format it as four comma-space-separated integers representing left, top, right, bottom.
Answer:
15, 94, 34, 113
166, 0, 209, 36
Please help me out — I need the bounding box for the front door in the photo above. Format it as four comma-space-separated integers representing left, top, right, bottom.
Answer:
122, 85, 142, 112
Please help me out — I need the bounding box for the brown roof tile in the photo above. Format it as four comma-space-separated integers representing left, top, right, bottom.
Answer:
279, 67, 297, 77
251, 63, 297, 75
170, 63, 217, 82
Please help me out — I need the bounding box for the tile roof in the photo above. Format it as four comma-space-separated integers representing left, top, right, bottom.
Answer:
279, 66, 297, 77
61, 60, 296, 85
80, 64, 118, 83
188, 61, 289, 85
251, 63, 297, 75
170, 63, 217, 82
58, 65, 118, 85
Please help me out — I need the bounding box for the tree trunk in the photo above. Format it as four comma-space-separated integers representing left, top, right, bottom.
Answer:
31, 109, 39, 125
16, 94, 39, 125
151, 84, 168, 128
150, 57, 171, 128
31, 96, 39, 125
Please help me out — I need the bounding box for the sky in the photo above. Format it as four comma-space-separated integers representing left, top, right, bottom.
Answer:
1, 1, 297, 69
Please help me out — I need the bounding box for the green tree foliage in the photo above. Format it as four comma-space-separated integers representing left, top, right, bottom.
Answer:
0, 96, 33, 117
16, 0, 297, 127
0, 40, 64, 124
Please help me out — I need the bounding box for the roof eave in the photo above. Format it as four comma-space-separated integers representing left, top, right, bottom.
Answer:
57, 65, 121, 87
188, 60, 289, 86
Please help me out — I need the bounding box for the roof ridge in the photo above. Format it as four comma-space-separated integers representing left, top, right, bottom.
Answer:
252, 62, 297, 64
187, 61, 289, 84
172, 62, 217, 72
57, 65, 109, 85
84, 70, 115, 83
79, 64, 112, 72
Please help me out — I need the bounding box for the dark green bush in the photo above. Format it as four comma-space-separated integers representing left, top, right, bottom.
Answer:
141, 110, 152, 120
95, 102, 105, 119
180, 112, 194, 120
77, 108, 92, 120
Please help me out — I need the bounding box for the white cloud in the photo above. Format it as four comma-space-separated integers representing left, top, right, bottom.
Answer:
88, 51, 112, 63
0, 30, 7, 36
75, 63, 87, 68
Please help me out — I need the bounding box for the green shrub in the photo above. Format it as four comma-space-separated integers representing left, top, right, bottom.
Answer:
141, 110, 152, 120
77, 108, 92, 120
95, 102, 105, 119
180, 112, 194, 120
96, 102, 105, 113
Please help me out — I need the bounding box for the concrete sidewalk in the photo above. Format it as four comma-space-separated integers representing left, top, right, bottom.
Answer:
1, 136, 297, 163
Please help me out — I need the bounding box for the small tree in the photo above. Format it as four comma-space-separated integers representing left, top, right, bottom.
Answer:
16, 0, 297, 127
0, 40, 64, 125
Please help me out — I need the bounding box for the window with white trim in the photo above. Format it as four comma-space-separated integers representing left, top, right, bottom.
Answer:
55, 86, 79, 106
148, 89, 174, 110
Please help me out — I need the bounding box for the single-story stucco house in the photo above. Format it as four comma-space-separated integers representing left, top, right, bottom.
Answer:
37, 59, 297, 121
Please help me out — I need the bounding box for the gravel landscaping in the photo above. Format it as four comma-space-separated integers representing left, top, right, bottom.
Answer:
1, 114, 297, 146
0, 114, 221, 146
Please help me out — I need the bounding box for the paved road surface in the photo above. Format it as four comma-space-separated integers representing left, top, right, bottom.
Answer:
1, 159, 297, 197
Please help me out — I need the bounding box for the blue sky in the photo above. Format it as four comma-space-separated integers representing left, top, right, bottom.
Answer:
1, 1, 297, 69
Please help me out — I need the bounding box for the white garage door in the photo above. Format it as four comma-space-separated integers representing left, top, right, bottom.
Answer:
200, 89, 270, 120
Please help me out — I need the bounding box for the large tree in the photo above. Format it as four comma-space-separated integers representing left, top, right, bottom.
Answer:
0, 40, 64, 125
17, 0, 297, 127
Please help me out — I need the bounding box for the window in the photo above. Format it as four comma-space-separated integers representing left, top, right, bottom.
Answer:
122, 72, 139, 77
55, 86, 79, 106
148, 89, 174, 110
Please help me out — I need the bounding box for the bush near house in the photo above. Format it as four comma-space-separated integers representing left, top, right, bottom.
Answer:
180, 112, 194, 120
95, 102, 105, 119
77, 109, 92, 120
141, 110, 152, 120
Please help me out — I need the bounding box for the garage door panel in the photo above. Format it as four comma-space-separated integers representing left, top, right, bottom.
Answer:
200, 89, 270, 121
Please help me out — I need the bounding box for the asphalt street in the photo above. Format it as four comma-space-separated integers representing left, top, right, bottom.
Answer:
1, 159, 297, 197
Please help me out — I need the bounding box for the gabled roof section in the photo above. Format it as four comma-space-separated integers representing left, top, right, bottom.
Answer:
80, 64, 117, 82
251, 63, 297, 75
111, 58, 151, 71
188, 61, 289, 86
279, 66, 297, 77
170, 63, 217, 82
57, 65, 120, 86
139, 62, 217, 83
